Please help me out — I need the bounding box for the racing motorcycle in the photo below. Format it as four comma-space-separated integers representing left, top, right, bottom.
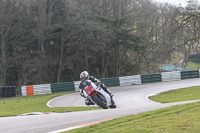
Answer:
82, 80, 116, 109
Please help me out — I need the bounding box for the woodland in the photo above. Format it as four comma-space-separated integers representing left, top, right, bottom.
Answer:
0, 0, 200, 91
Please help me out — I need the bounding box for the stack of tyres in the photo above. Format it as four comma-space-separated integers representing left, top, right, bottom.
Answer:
8, 86, 15, 97
0, 87, 2, 98
11, 86, 16, 97
1, 86, 16, 98
2, 87, 7, 98
7, 86, 12, 97
7, 86, 10, 97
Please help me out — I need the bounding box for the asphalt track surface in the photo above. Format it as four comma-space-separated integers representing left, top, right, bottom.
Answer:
0, 78, 200, 133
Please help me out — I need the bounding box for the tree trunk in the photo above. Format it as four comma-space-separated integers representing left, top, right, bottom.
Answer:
101, 50, 109, 78
101, 51, 105, 78
38, 0, 48, 83
47, 0, 56, 27
84, 46, 89, 71
183, 44, 192, 68
1, 39, 6, 86
0, 23, 10, 86
57, 32, 64, 83
115, 42, 120, 77
113, 0, 120, 77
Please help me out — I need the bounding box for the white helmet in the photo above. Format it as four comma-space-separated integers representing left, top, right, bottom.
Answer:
80, 71, 89, 81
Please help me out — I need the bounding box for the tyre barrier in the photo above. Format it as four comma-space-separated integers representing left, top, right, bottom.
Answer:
0, 86, 16, 98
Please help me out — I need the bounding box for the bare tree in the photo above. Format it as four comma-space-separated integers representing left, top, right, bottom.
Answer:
0, 0, 25, 85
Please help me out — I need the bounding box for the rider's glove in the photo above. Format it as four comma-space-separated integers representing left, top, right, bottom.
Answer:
95, 82, 101, 86
80, 90, 85, 98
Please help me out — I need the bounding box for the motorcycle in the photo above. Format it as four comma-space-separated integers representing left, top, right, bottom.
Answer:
82, 80, 116, 109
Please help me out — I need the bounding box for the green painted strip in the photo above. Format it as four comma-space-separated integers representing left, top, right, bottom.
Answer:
141, 73, 162, 84
51, 82, 75, 93
181, 70, 199, 79
99, 77, 120, 87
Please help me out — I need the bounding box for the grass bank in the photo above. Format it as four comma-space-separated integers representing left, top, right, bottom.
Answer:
150, 86, 200, 103
67, 86, 200, 133
0, 92, 98, 117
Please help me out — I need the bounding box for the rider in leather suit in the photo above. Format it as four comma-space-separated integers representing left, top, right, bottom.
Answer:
79, 71, 115, 106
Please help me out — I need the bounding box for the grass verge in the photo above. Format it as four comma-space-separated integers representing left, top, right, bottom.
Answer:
67, 86, 200, 133
67, 101, 200, 133
0, 92, 99, 117
150, 86, 200, 103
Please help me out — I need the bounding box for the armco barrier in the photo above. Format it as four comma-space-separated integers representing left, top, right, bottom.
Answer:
161, 71, 181, 82
33, 84, 51, 95
181, 70, 199, 79
141, 73, 162, 83
51, 82, 75, 93
74, 81, 81, 91
74, 77, 121, 91
119, 75, 141, 86
26, 86, 34, 96
21, 84, 51, 96
21, 69, 200, 96
199, 69, 200, 77
99, 77, 120, 87
21, 86, 27, 96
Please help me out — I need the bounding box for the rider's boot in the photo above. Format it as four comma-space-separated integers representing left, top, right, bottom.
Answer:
109, 98, 116, 108
107, 90, 115, 104
109, 94, 116, 108
101, 84, 116, 108
85, 98, 94, 106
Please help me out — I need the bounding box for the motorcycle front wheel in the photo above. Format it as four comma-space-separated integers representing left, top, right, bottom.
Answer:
93, 94, 108, 109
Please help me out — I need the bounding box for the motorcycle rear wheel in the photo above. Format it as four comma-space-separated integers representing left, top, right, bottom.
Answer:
93, 94, 108, 109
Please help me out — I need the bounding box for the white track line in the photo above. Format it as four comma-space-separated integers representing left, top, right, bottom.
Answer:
48, 119, 112, 133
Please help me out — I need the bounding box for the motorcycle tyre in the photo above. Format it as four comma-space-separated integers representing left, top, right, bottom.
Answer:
93, 94, 108, 109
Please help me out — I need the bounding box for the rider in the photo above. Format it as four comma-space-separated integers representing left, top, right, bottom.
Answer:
79, 71, 115, 106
